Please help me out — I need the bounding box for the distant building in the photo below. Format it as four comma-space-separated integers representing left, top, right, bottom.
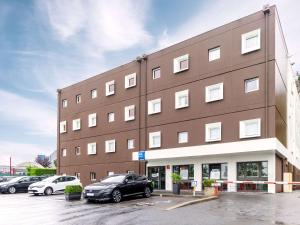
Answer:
49, 150, 57, 168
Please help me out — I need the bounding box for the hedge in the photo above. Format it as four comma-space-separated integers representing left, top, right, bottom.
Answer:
26, 166, 56, 176
64, 185, 83, 194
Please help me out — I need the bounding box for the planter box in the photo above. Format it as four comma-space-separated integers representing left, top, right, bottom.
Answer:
65, 193, 82, 201
173, 183, 181, 195
204, 187, 219, 196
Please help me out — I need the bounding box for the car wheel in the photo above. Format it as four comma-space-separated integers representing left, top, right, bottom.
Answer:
44, 187, 53, 196
8, 186, 16, 194
112, 189, 122, 203
33, 193, 39, 196
143, 187, 151, 198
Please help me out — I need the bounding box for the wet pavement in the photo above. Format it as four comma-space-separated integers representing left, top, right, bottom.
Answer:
0, 191, 300, 225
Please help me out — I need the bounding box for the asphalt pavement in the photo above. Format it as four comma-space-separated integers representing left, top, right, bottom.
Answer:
0, 191, 300, 225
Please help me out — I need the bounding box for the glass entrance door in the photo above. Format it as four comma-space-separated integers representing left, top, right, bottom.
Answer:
148, 166, 166, 190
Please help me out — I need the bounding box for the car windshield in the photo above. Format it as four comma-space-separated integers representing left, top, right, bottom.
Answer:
101, 175, 126, 183
39, 176, 57, 182
7, 177, 24, 183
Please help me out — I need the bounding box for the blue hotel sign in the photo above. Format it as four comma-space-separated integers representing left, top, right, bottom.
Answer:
138, 151, 145, 160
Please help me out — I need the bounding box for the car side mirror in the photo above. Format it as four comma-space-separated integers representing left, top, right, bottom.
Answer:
53, 180, 57, 184
124, 178, 128, 184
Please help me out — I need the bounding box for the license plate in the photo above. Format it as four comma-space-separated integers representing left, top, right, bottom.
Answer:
87, 193, 94, 196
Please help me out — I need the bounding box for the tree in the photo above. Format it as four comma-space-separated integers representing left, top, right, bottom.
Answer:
35, 156, 51, 168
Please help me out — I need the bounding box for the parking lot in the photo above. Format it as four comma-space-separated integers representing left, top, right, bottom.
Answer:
1, 192, 300, 225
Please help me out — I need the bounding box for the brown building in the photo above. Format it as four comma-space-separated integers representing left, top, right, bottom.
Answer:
57, 5, 300, 193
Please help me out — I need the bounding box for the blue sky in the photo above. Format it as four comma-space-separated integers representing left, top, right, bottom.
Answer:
0, 0, 299, 165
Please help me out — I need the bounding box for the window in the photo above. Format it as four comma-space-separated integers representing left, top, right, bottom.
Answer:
209, 46, 220, 62
152, 67, 161, 79
148, 98, 161, 115
173, 54, 189, 73
72, 118, 81, 131
178, 131, 188, 144
105, 139, 116, 153
75, 146, 81, 156
127, 170, 135, 174
125, 73, 136, 89
62, 148, 67, 157
62, 99, 68, 108
91, 89, 97, 99
175, 90, 189, 109
87, 142, 97, 155
105, 80, 115, 96
108, 112, 115, 123
205, 122, 222, 142
75, 172, 80, 179
124, 105, 135, 121
241, 29, 261, 54
149, 131, 161, 148
76, 94, 81, 104
245, 77, 259, 93
107, 171, 114, 176
127, 139, 135, 149
59, 121, 67, 133
239, 118, 261, 139
90, 172, 96, 181
88, 113, 97, 127
205, 83, 223, 102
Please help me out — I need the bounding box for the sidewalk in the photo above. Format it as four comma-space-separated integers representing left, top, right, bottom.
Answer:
153, 189, 204, 198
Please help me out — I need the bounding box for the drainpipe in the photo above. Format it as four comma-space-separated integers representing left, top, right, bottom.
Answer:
136, 56, 142, 175
57, 89, 61, 175
263, 5, 270, 138
142, 54, 148, 176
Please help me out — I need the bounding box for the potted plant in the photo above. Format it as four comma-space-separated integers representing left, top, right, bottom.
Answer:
172, 173, 182, 195
203, 179, 219, 196
64, 185, 83, 201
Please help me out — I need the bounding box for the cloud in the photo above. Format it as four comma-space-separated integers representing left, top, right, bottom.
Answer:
0, 141, 53, 165
0, 89, 56, 137
155, 0, 300, 72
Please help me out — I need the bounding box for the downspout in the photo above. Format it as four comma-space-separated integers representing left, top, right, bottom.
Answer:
136, 56, 142, 175
142, 54, 148, 176
56, 89, 61, 175
263, 5, 270, 138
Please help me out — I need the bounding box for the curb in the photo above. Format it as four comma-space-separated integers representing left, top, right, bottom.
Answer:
165, 196, 218, 210
152, 193, 203, 198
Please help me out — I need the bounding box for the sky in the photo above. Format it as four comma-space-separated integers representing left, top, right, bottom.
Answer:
0, 0, 299, 166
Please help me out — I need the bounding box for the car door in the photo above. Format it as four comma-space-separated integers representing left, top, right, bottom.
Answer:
135, 175, 146, 193
52, 177, 65, 192
123, 175, 137, 196
17, 177, 31, 192
64, 176, 76, 188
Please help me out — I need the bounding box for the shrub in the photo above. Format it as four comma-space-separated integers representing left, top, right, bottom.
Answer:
26, 166, 56, 176
171, 173, 182, 184
64, 185, 83, 194
203, 179, 215, 187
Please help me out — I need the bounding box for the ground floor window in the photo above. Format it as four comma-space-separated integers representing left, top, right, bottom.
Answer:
202, 163, 228, 191
148, 166, 165, 190
237, 161, 268, 192
173, 164, 194, 190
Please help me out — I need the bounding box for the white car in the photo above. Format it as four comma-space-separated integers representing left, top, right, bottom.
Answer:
28, 175, 81, 195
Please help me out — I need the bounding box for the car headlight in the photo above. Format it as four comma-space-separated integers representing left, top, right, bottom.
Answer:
0, 185, 8, 188
35, 185, 45, 188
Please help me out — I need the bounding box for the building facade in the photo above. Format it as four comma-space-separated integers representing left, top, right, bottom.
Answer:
57, 5, 300, 193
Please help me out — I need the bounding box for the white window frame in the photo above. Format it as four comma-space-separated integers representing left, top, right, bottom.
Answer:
72, 118, 81, 131
76, 94, 81, 104
209, 46, 221, 62
205, 83, 224, 103
60, 121, 67, 133
91, 89, 97, 99
152, 67, 161, 79
148, 98, 161, 115
75, 146, 81, 156
62, 99, 68, 108
87, 142, 97, 155
124, 105, 135, 121
108, 112, 115, 123
241, 28, 261, 54
62, 148, 67, 157
175, 89, 189, 109
88, 113, 97, 127
149, 131, 161, 148
75, 172, 80, 179
108, 171, 114, 176
127, 139, 135, 149
105, 80, 115, 96
239, 118, 261, 139
205, 122, 222, 142
90, 172, 96, 181
245, 77, 259, 93
105, 139, 116, 153
178, 131, 188, 144
125, 73, 136, 89
173, 54, 189, 73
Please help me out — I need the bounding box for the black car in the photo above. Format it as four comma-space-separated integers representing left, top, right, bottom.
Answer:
0, 176, 16, 183
0, 176, 46, 194
83, 173, 153, 203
